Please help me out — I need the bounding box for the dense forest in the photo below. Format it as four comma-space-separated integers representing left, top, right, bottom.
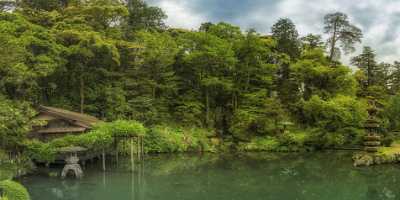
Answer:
2, 0, 400, 154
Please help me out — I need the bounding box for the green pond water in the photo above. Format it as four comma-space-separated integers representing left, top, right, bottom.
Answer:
18, 152, 400, 200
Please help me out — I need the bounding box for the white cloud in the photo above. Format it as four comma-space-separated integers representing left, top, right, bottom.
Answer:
150, 0, 205, 30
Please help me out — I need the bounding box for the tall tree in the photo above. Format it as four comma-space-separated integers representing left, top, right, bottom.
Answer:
202, 22, 243, 42
292, 48, 356, 100
324, 12, 362, 62
271, 18, 300, 107
122, 31, 179, 124
351, 46, 379, 87
389, 61, 400, 94
0, 12, 62, 102
178, 31, 237, 128
126, 0, 166, 33
301, 34, 324, 50
271, 18, 300, 60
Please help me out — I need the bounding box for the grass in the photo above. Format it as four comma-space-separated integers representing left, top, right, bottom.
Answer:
377, 140, 400, 156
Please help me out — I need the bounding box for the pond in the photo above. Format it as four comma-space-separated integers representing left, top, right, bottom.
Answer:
19, 151, 400, 200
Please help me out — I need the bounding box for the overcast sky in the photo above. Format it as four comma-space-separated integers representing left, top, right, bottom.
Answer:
146, 0, 400, 64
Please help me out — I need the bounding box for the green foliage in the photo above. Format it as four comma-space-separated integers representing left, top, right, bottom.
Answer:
291, 48, 357, 99
278, 131, 308, 148
0, 12, 62, 100
239, 136, 280, 152
24, 120, 145, 162
94, 120, 147, 137
24, 140, 56, 162
0, 180, 30, 200
298, 95, 368, 148
271, 18, 301, 59
2, 1, 400, 154
324, 12, 362, 61
126, 0, 166, 32
351, 46, 389, 92
145, 126, 214, 153
0, 97, 37, 150
385, 94, 400, 131
301, 95, 367, 132
230, 95, 288, 140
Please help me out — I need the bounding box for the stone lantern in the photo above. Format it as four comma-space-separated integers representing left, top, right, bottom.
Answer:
363, 99, 381, 153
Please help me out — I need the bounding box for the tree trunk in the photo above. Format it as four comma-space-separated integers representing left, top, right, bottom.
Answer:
329, 21, 338, 63
245, 61, 250, 91
80, 75, 85, 113
367, 60, 371, 87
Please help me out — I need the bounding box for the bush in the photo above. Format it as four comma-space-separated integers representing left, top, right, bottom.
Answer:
0, 97, 37, 150
94, 120, 147, 137
0, 180, 30, 200
306, 127, 364, 148
230, 95, 288, 140
24, 140, 57, 162
302, 95, 368, 132
238, 137, 280, 152
381, 132, 395, 147
278, 131, 308, 147
145, 126, 214, 153
385, 94, 400, 131
145, 126, 187, 153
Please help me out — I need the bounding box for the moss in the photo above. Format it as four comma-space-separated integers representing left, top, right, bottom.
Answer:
0, 180, 30, 200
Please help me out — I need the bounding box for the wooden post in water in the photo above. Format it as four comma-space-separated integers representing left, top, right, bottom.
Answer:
114, 137, 119, 166
102, 149, 106, 171
141, 136, 144, 157
136, 137, 140, 161
130, 138, 134, 172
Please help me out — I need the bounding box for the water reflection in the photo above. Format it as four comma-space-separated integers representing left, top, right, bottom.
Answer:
20, 152, 400, 200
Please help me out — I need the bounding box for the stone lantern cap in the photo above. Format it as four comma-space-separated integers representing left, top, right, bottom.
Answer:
57, 146, 87, 153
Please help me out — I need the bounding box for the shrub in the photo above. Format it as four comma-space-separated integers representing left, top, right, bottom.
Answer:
94, 120, 147, 137
24, 140, 57, 162
278, 131, 308, 147
230, 95, 288, 140
302, 95, 368, 132
146, 126, 187, 153
381, 132, 395, 147
145, 126, 214, 153
306, 127, 364, 148
0, 97, 37, 150
0, 180, 30, 200
239, 136, 280, 152
385, 94, 400, 131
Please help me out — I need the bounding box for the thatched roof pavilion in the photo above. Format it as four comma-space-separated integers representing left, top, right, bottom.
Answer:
30, 106, 102, 141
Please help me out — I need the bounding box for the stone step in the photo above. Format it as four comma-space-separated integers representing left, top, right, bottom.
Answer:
364, 141, 381, 146
364, 135, 381, 141
364, 147, 379, 153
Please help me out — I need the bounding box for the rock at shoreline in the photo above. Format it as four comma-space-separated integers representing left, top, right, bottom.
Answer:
353, 154, 374, 167
353, 152, 400, 167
